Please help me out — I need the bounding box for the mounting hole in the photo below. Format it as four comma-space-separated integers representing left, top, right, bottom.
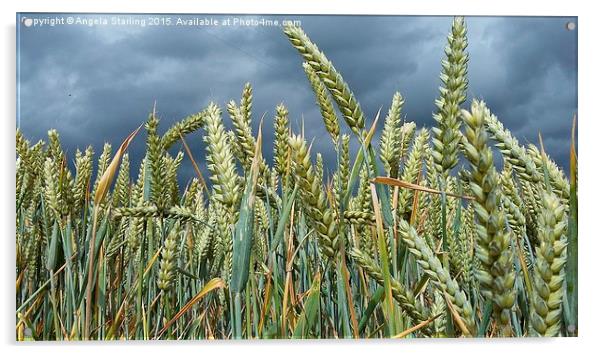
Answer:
566, 21, 576, 31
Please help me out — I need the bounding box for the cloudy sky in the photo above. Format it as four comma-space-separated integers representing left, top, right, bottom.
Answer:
17, 14, 577, 183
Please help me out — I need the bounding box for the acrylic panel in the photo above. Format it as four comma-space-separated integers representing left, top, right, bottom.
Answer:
15, 13, 578, 340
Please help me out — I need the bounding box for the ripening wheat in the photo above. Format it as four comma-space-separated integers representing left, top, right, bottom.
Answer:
15, 17, 577, 340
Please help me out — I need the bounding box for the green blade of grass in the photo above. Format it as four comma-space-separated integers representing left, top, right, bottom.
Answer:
358, 286, 384, 335
269, 185, 298, 252
565, 115, 578, 336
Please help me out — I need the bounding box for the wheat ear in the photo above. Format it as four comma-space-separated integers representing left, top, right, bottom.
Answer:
461, 100, 515, 331
530, 190, 567, 336
432, 16, 469, 177
284, 24, 365, 135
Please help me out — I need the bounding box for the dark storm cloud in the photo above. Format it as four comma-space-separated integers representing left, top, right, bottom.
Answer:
17, 14, 577, 184
466, 17, 577, 167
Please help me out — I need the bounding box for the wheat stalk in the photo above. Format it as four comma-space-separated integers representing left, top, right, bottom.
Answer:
303, 62, 340, 145
432, 16, 468, 178
379, 92, 404, 177
203, 103, 240, 210
284, 24, 365, 135
398, 219, 476, 336
484, 112, 541, 184
530, 190, 567, 336
349, 247, 430, 328
462, 100, 515, 332
289, 134, 339, 259
273, 103, 290, 179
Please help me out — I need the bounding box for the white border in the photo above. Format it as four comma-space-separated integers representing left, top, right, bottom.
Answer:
2, 1, 599, 353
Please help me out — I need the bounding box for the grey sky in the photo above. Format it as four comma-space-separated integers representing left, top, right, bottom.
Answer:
17, 14, 577, 184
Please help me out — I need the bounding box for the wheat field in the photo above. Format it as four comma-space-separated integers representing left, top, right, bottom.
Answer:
15, 17, 577, 340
